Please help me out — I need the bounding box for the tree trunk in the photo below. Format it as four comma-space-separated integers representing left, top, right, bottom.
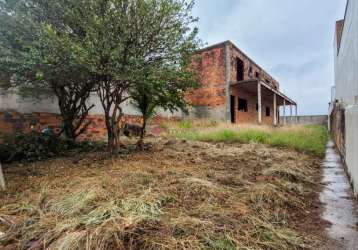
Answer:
104, 110, 123, 155
54, 84, 94, 143
63, 117, 76, 142
105, 112, 115, 154
137, 118, 147, 150
97, 80, 129, 156
0, 162, 5, 191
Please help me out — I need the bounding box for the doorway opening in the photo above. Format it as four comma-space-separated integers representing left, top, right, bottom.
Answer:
230, 95, 236, 123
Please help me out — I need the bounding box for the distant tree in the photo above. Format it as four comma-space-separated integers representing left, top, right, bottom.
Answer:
0, 0, 95, 142
127, 0, 200, 148
131, 65, 198, 149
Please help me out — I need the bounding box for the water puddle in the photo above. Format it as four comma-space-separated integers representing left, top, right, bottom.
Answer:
320, 140, 358, 249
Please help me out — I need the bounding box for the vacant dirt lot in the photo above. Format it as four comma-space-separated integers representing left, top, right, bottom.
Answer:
0, 138, 329, 249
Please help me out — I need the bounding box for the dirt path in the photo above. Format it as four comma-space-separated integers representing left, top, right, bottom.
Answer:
320, 141, 358, 250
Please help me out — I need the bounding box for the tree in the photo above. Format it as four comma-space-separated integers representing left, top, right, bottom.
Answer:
131, 64, 198, 149
73, 0, 200, 154
1, 0, 200, 153
127, 0, 200, 148
68, 0, 137, 154
0, 0, 95, 142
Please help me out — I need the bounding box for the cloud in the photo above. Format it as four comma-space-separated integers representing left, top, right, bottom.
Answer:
271, 59, 324, 79
193, 0, 346, 115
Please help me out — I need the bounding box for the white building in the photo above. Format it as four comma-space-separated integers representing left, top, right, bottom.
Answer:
332, 0, 358, 196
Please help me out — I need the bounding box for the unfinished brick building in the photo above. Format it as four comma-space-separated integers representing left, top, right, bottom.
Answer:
186, 41, 296, 125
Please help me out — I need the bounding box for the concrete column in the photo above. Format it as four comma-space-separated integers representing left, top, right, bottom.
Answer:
283, 100, 286, 125
258, 82, 262, 124
290, 104, 293, 123
273, 93, 277, 126
295, 105, 298, 124
224, 42, 231, 122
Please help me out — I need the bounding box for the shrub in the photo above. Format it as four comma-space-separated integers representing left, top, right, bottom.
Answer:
74, 140, 106, 153
0, 132, 107, 164
0, 132, 67, 163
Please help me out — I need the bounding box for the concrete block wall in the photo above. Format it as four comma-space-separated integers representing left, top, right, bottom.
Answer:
280, 115, 328, 126
186, 105, 227, 121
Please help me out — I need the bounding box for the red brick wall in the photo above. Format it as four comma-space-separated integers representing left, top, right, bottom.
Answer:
0, 112, 63, 135
229, 44, 279, 90
186, 42, 278, 125
0, 111, 144, 141
186, 46, 226, 107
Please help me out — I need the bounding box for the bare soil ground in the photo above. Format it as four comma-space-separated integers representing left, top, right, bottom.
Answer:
0, 138, 330, 249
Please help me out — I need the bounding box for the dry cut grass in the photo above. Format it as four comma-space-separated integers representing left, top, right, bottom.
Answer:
0, 138, 325, 249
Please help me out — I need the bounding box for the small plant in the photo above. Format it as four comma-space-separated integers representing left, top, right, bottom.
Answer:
0, 132, 66, 163
177, 120, 194, 129
205, 235, 237, 250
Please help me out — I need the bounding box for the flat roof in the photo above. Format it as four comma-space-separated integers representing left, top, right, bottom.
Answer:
231, 79, 296, 106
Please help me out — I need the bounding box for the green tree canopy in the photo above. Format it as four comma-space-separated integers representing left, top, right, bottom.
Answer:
0, 0, 96, 141
0, 0, 200, 152
70, 0, 200, 153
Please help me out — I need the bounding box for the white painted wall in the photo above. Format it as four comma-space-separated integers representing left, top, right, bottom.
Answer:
0, 90, 59, 113
0, 90, 182, 118
335, 0, 358, 105
345, 103, 358, 195
334, 0, 358, 196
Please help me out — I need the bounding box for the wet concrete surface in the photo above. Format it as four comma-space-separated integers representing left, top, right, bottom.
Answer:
320, 141, 358, 250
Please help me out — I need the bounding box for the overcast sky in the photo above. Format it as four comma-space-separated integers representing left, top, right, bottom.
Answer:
192, 0, 347, 115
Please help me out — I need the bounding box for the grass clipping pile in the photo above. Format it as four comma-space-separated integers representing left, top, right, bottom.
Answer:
0, 139, 324, 249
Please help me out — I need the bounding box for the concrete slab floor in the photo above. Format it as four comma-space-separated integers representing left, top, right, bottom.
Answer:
320, 141, 358, 250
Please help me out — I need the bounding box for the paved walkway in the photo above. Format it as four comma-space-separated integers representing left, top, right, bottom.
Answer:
320, 141, 358, 250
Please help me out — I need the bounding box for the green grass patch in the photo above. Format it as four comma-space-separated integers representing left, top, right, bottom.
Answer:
177, 120, 194, 129
172, 124, 328, 157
